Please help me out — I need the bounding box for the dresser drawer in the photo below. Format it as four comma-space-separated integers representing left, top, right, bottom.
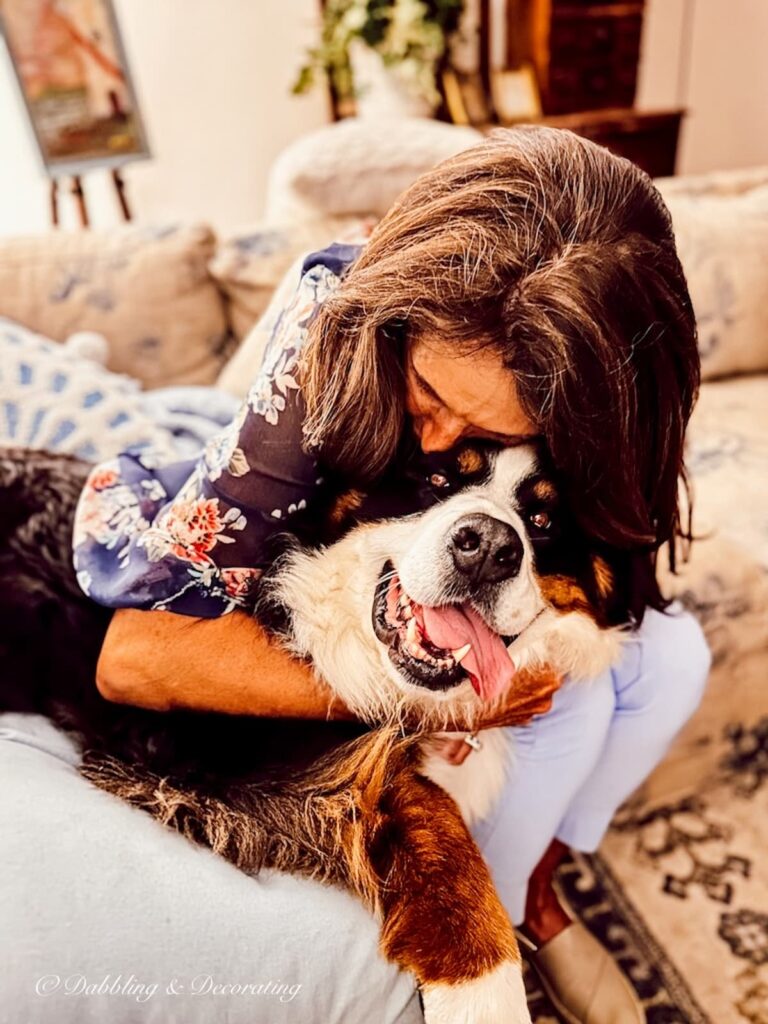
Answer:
543, 7, 643, 113
547, 64, 638, 113
549, 13, 643, 62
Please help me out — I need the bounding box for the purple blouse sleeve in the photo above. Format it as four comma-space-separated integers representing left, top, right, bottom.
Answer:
72, 245, 360, 617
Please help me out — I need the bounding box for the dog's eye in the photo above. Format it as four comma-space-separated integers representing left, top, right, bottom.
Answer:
529, 510, 552, 531
428, 472, 452, 491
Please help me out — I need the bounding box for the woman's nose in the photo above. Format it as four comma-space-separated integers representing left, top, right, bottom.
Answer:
419, 414, 465, 452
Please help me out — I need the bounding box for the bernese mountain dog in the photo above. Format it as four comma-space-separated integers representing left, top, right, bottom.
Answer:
0, 442, 630, 1024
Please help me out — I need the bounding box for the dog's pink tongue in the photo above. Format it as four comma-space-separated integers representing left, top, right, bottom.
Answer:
420, 604, 514, 701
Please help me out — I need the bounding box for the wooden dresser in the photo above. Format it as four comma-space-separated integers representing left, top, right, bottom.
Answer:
531, 0, 646, 115
486, 0, 685, 177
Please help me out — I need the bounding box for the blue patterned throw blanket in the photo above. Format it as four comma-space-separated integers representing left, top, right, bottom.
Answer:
0, 318, 239, 463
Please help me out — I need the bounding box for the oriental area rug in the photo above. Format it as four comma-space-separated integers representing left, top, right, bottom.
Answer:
530, 717, 768, 1023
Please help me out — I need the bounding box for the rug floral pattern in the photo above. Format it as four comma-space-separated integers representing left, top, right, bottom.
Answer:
536, 718, 768, 1022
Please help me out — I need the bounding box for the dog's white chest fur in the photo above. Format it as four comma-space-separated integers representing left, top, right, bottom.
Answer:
421, 728, 511, 828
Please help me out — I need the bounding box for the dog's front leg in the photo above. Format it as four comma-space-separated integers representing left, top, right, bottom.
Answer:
364, 768, 530, 1024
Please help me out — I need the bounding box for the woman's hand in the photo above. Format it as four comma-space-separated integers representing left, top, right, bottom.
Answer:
427, 666, 563, 765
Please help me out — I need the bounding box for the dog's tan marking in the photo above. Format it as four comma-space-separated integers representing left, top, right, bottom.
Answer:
533, 479, 557, 502
478, 666, 562, 730
539, 575, 592, 615
456, 446, 486, 476
373, 770, 520, 986
327, 488, 366, 529
591, 554, 614, 599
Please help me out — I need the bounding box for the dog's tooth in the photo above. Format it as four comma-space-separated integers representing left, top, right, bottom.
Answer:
400, 604, 413, 621
452, 643, 472, 664
406, 618, 420, 644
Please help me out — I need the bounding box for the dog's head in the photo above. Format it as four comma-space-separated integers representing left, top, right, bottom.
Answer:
261, 443, 627, 726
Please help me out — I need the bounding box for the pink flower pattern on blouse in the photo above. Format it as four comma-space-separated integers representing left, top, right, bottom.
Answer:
72, 244, 363, 616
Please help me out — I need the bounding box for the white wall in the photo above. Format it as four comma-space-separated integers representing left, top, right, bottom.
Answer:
637, 0, 768, 174
0, 0, 766, 237
0, 0, 328, 235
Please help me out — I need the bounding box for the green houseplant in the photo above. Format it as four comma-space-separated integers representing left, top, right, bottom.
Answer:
294, 0, 464, 114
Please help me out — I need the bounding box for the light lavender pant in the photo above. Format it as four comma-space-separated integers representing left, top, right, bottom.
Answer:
0, 607, 709, 1023
472, 604, 712, 923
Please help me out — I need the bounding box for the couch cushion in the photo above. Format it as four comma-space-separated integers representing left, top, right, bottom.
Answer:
655, 164, 768, 200
686, 375, 768, 567
661, 374, 768, 664
214, 221, 374, 398
656, 184, 768, 380
209, 216, 373, 344
0, 225, 231, 390
650, 375, 768, 798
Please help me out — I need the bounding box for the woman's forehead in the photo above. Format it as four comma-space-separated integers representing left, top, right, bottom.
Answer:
409, 335, 537, 439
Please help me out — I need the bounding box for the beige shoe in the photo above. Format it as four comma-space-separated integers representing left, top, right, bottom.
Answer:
517, 923, 645, 1024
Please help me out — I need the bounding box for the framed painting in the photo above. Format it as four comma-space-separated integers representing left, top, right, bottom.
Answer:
0, 0, 149, 177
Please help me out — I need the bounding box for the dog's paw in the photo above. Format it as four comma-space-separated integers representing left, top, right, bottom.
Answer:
421, 959, 530, 1024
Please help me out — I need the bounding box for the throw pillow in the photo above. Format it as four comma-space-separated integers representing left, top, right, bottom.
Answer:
0, 224, 231, 390
0, 318, 178, 463
660, 184, 768, 379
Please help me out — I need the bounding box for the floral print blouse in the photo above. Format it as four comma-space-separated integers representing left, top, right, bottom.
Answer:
73, 243, 371, 617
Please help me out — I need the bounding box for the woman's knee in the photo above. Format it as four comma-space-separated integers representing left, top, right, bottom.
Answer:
617, 608, 712, 730
510, 667, 615, 764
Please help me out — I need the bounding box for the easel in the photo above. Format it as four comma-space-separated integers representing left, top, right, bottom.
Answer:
49, 167, 132, 228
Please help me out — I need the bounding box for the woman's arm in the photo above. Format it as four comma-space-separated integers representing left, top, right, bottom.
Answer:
96, 608, 355, 720
97, 608, 561, 732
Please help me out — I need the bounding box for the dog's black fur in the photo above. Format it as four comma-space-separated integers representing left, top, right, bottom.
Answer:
0, 448, 369, 793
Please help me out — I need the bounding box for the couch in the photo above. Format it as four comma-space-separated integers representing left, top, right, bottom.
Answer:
1, 118, 767, 1022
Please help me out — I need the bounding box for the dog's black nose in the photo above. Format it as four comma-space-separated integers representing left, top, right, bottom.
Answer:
449, 514, 523, 584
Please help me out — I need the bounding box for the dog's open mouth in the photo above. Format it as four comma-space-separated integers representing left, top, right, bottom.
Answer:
372, 561, 518, 699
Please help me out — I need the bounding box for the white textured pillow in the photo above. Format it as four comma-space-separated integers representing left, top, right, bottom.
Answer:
264, 117, 482, 224
660, 184, 768, 380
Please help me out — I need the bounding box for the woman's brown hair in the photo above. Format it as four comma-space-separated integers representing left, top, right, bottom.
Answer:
302, 126, 700, 619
